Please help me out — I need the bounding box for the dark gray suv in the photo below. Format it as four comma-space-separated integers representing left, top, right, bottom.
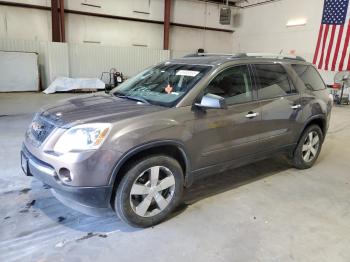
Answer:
21, 53, 333, 227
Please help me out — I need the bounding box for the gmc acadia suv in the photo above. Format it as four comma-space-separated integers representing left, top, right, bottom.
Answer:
21, 53, 333, 227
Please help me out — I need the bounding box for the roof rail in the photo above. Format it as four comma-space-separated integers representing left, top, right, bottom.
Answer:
183, 52, 239, 57
244, 53, 306, 61
183, 52, 306, 61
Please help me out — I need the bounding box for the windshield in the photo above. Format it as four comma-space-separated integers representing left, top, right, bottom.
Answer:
111, 63, 212, 107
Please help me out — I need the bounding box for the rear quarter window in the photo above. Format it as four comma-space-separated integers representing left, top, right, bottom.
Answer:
292, 65, 326, 91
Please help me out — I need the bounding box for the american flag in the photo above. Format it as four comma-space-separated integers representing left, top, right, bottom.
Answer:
313, 0, 350, 71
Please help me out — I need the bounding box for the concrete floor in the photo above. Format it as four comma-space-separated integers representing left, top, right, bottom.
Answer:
1, 92, 350, 262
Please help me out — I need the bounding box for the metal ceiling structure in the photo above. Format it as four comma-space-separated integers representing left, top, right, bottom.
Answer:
200, 0, 244, 7
200, 0, 282, 8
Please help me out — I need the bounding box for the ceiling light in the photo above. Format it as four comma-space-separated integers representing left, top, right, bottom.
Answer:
286, 18, 307, 27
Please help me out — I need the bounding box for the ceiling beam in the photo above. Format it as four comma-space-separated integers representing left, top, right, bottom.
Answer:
51, 0, 60, 42
163, 0, 171, 50
59, 0, 65, 42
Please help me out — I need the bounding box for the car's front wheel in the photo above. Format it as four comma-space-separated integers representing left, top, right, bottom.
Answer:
292, 124, 323, 169
114, 155, 184, 228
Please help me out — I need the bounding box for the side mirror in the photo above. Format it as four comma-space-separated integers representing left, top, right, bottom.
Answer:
195, 93, 227, 109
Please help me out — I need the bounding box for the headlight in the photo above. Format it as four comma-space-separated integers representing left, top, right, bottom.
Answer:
54, 123, 111, 154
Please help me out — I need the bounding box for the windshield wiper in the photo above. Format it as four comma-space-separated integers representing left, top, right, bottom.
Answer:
113, 92, 150, 104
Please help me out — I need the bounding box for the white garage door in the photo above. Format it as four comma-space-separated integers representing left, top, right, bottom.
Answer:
0, 51, 39, 92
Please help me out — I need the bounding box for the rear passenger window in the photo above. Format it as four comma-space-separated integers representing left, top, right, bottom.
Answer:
292, 65, 326, 91
254, 64, 295, 100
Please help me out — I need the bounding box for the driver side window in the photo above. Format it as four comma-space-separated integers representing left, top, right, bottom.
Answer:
205, 65, 253, 105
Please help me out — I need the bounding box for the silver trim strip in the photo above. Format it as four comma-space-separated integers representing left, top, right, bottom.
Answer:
29, 159, 56, 176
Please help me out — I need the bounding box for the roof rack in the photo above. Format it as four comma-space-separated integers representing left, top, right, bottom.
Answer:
184, 52, 306, 61
244, 53, 306, 61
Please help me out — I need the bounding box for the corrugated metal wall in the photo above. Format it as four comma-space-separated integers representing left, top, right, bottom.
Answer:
68, 43, 170, 79
171, 50, 191, 59
0, 39, 170, 90
47, 42, 70, 84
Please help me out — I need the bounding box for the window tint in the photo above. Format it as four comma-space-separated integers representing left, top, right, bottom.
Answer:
255, 64, 294, 99
292, 65, 326, 91
206, 65, 252, 105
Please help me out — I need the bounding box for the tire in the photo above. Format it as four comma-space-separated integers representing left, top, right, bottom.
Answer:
114, 155, 184, 228
292, 125, 324, 169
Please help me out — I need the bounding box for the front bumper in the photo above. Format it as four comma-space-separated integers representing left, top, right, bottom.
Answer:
21, 146, 114, 216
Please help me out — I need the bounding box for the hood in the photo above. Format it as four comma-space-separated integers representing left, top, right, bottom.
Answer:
39, 94, 167, 127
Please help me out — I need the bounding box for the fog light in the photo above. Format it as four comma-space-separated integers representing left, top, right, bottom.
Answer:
58, 168, 72, 182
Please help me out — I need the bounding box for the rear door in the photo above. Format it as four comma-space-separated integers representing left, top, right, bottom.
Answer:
252, 63, 303, 150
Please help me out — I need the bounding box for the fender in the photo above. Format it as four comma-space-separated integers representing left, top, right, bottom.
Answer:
297, 114, 327, 142
108, 139, 193, 189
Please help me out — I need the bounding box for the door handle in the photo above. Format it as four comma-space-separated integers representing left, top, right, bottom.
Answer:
245, 112, 259, 118
291, 104, 301, 109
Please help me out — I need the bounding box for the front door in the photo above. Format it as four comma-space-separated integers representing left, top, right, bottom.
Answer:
192, 65, 263, 171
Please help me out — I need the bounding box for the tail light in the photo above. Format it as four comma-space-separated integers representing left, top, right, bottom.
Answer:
331, 83, 342, 89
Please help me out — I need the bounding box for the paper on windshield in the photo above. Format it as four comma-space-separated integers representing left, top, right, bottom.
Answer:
176, 70, 200, 77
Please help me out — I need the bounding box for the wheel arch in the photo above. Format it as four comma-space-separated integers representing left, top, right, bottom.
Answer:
300, 115, 326, 138
108, 140, 192, 202
293, 114, 326, 157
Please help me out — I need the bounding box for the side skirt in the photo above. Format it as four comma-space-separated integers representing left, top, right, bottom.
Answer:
190, 144, 296, 182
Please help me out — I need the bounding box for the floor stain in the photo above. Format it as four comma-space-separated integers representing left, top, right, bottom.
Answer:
26, 200, 36, 208
19, 200, 36, 213
76, 232, 108, 242
76, 232, 97, 242
19, 188, 31, 194
57, 216, 66, 223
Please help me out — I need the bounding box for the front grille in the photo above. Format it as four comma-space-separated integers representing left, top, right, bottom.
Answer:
26, 114, 56, 147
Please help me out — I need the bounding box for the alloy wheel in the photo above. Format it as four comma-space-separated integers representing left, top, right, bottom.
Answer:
129, 166, 176, 217
302, 131, 320, 163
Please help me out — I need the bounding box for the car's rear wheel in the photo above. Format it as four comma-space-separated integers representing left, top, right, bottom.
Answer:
292, 125, 323, 169
114, 155, 184, 228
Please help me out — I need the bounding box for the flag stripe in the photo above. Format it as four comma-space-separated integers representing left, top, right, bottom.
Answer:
313, 24, 324, 65
318, 24, 330, 69
329, 25, 340, 69
346, 29, 350, 70
331, 25, 344, 71
338, 21, 350, 70
313, 0, 350, 71
325, 25, 336, 70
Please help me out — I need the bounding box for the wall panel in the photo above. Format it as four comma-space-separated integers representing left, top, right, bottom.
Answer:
68, 43, 170, 78
0, 1, 234, 53
0, 38, 170, 89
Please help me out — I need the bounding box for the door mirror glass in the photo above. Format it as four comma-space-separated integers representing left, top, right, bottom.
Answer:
195, 93, 227, 109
